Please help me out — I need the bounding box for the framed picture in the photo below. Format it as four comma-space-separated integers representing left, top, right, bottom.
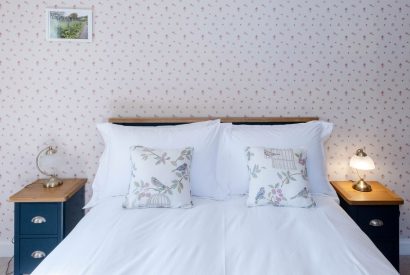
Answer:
46, 8, 92, 42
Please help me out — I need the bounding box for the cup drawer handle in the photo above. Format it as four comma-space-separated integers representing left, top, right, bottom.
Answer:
369, 219, 384, 227
31, 250, 46, 259
31, 216, 46, 224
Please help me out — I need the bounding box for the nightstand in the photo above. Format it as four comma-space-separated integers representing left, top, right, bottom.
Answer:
9, 178, 87, 275
330, 180, 403, 271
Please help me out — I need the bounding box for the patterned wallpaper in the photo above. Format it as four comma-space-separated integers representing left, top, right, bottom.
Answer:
0, 0, 409, 248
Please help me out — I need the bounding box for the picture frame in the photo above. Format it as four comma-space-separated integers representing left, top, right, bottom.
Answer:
46, 8, 92, 42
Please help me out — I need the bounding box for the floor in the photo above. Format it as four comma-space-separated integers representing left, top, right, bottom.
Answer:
0, 257, 12, 274
0, 256, 409, 274
402, 256, 410, 275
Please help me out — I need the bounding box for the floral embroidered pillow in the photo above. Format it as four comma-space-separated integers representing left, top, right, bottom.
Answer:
246, 147, 316, 208
123, 146, 193, 209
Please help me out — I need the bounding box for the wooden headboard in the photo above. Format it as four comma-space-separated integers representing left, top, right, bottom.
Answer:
108, 117, 318, 126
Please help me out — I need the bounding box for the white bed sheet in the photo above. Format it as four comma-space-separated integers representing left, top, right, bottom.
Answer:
32, 196, 398, 275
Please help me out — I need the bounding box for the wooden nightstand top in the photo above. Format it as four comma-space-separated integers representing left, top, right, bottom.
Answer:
9, 178, 87, 202
330, 181, 404, 206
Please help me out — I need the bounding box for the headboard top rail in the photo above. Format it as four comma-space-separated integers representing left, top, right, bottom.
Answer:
108, 117, 318, 126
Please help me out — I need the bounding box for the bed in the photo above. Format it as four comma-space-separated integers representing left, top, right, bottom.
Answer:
31, 117, 398, 275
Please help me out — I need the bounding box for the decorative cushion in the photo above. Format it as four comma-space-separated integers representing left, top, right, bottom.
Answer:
123, 146, 194, 209
246, 147, 316, 208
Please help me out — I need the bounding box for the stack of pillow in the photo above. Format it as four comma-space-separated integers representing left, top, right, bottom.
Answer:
85, 119, 336, 209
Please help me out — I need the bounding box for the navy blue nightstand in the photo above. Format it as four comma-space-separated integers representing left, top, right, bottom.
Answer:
10, 178, 87, 275
330, 180, 403, 271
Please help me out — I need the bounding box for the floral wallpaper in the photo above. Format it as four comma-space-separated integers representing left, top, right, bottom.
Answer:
0, 0, 409, 252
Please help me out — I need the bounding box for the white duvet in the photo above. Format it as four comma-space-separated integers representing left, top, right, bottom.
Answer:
32, 196, 398, 275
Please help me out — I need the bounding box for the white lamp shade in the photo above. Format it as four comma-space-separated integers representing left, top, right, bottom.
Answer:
349, 155, 375, 171
40, 153, 62, 175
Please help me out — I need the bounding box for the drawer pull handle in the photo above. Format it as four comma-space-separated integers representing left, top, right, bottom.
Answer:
31, 250, 46, 259
31, 216, 46, 224
369, 219, 384, 227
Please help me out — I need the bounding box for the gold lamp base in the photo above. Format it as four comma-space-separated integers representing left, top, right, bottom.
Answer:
352, 179, 372, 192
43, 176, 63, 188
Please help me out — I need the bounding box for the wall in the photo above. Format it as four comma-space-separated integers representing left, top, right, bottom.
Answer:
0, 0, 409, 254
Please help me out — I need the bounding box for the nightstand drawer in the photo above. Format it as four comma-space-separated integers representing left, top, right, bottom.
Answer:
19, 237, 58, 274
355, 206, 399, 239
20, 203, 59, 235
372, 239, 399, 269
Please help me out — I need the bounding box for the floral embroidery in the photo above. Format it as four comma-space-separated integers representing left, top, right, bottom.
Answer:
268, 185, 287, 206
123, 146, 193, 209
249, 164, 264, 178
139, 147, 171, 165
246, 147, 316, 208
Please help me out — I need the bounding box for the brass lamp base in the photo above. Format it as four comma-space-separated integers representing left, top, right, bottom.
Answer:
43, 176, 63, 188
352, 179, 372, 192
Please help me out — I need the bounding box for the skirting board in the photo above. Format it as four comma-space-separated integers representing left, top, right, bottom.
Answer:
1, 238, 410, 257
0, 241, 13, 257
401, 238, 410, 255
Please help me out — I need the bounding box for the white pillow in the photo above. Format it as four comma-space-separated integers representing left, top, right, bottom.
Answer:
123, 146, 193, 209
246, 147, 316, 208
216, 121, 336, 197
87, 119, 225, 208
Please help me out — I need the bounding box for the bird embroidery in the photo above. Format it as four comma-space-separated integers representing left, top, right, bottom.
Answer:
264, 149, 280, 159
172, 163, 188, 174
264, 148, 297, 170
290, 187, 309, 200
151, 177, 169, 193
255, 187, 265, 204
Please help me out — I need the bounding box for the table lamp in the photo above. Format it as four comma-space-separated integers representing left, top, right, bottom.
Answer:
36, 146, 63, 188
349, 148, 375, 192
